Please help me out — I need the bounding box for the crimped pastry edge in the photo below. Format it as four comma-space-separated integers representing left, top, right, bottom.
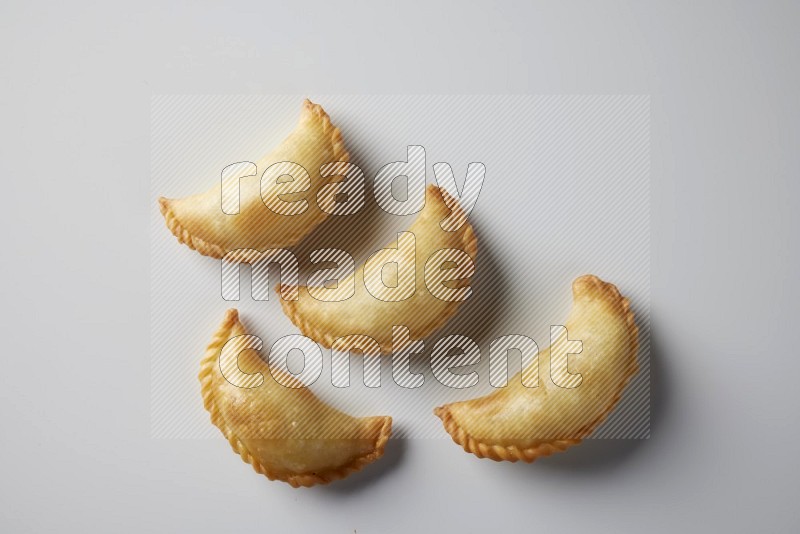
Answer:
433, 405, 581, 462
159, 99, 350, 260
198, 309, 392, 488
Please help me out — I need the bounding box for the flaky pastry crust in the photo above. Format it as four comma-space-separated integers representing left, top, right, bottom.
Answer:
280, 184, 478, 353
199, 309, 391, 487
160, 99, 349, 260
434, 275, 639, 462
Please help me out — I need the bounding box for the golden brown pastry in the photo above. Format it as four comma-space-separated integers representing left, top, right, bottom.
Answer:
280, 184, 478, 353
434, 275, 639, 462
199, 309, 391, 487
160, 99, 348, 259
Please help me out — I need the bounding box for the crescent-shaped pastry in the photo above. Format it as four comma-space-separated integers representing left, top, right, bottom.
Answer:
159, 99, 349, 259
280, 184, 478, 353
199, 309, 392, 487
434, 275, 639, 462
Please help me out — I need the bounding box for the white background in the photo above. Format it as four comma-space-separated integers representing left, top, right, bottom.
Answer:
1, 1, 798, 532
